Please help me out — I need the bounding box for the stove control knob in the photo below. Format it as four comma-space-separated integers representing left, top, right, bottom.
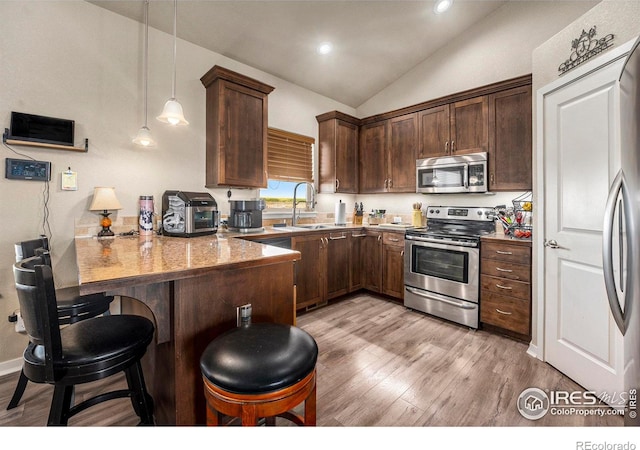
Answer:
435, 209, 440, 214
429, 209, 434, 214
477, 210, 483, 216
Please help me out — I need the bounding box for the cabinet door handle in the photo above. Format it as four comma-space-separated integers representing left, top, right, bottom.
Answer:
352, 233, 367, 238
388, 238, 400, 242
401, 250, 404, 257
496, 284, 513, 290
336, 179, 340, 190
496, 250, 513, 255
388, 179, 393, 188
451, 140, 455, 152
490, 173, 495, 185
378, 235, 382, 241
445, 141, 449, 153
495, 267, 513, 273
329, 234, 346, 240
496, 308, 512, 315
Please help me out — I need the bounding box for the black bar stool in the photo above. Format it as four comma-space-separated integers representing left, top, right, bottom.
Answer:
13, 254, 155, 425
7, 237, 114, 410
200, 305, 318, 426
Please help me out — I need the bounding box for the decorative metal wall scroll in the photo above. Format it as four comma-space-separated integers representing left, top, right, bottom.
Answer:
558, 26, 614, 75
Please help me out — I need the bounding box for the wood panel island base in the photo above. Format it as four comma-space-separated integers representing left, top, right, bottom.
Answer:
75, 235, 300, 425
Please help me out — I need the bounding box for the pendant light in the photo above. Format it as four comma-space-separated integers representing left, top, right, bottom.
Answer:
157, 0, 188, 126
133, 0, 156, 147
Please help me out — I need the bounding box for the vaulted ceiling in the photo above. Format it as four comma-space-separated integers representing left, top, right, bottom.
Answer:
89, 0, 509, 108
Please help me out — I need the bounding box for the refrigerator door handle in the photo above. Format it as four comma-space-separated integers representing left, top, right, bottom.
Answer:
603, 169, 631, 335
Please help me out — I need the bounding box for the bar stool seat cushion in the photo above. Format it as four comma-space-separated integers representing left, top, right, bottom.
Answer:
200, 323, 318, 394
24, 315, 154, 385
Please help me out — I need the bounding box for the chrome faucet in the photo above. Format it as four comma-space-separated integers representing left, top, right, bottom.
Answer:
292, 182, 316, 226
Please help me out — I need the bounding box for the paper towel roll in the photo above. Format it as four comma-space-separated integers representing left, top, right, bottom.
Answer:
335, 201, 346, 225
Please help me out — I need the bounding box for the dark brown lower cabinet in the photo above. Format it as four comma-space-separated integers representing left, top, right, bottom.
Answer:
326, 231, 350, 299
293, 228, 405, 311
363, 230, 383, 293
480, 237, 532, 340
292, 234, 326, 310
349, 230, 367, 291
382, 232, 405, 300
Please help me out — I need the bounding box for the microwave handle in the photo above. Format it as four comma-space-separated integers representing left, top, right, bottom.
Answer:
464, 164, 469, 189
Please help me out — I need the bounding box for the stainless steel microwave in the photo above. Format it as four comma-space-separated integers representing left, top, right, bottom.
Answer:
416, 152, 488, 194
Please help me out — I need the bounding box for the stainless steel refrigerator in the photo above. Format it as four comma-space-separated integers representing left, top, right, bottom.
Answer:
604, 35, 640, 427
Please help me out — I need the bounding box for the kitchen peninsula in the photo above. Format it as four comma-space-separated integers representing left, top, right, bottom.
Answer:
75, 234, 300, 425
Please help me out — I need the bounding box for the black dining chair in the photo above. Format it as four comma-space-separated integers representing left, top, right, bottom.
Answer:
13, 254, 155, 425
7, 237, 115, 410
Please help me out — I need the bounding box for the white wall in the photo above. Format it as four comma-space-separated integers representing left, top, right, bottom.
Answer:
0, 1, 354, 365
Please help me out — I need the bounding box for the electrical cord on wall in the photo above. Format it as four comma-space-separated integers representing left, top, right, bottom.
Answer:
3, 141, 53, 249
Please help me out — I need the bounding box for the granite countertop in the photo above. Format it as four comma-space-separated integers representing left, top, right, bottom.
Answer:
481, 232, 532, 246
75, 233, 300, 294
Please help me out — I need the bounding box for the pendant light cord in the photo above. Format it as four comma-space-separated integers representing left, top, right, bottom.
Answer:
171, 0, 177, 99
143, 0, 149, 127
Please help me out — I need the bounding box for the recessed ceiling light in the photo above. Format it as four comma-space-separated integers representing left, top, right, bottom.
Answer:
317, 42, 333, 55
434, 0, 453, 14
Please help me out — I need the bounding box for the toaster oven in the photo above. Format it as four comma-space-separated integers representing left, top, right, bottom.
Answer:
162, 191, 219, 237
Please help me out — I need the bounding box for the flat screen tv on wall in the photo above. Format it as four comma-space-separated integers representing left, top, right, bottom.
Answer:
9, 111, 74, 146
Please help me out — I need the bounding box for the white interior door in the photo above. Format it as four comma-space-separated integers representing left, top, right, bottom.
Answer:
542, 57, 625, 400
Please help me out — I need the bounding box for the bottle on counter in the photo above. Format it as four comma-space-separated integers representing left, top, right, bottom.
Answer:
139, 195, 154, 236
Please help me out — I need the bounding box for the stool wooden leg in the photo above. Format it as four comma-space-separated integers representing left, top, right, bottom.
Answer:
305, 381, 317, 426
206, 403, 221, 425
241, 404, 258, 426
265, 417, 276, 426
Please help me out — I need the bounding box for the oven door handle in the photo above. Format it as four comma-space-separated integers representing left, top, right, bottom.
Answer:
405, 235, 478, 248
404, 287, 477, 310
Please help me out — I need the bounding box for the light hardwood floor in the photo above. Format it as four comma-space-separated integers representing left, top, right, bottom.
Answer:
0, 293, 623, 426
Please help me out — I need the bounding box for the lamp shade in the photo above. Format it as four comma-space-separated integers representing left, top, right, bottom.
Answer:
132, 126, 156, 147
157, 98, 189, 126
89, 187, 123, 211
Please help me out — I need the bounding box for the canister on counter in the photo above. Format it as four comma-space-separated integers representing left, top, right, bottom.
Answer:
139, 195, 154, 235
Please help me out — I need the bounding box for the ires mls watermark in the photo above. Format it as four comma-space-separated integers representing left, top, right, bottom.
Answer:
516, 387, 636, 420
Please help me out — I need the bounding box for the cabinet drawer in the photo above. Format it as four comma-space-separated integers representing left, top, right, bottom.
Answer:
382, 232, 404, 246
481, 275, 530, 301
481, 241, 530, 264
481, 259, 530, 282
481, 290, 530, 336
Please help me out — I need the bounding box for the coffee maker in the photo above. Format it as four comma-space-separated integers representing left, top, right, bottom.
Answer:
228, 199, 266, 232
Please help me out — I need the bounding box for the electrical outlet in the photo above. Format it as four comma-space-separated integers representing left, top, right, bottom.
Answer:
15, 311, 26, 333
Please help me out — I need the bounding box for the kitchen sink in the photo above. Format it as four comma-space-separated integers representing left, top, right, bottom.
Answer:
295, 224, 345, 230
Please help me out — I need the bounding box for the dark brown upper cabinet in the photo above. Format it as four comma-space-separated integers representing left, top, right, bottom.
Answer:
200, 66, 274, 188
387, 113, 418, 192
359, 120, 389, 193
317, 111, 359, 194
488, 85, 532, 191
418, 96, 488, 159
319, 74, 531, 194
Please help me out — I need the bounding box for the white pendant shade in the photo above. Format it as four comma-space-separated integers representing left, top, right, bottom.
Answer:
132, 125, 157, 147
157, 98, 189, 126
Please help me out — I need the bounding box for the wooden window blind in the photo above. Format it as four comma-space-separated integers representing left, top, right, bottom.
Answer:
267, 128, 314, 182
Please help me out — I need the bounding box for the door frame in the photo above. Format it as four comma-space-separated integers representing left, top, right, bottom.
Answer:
533, 38, 636, 361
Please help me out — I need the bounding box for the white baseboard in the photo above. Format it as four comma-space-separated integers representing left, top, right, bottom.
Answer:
526, 342, 540, 360
0, 358, 22, 377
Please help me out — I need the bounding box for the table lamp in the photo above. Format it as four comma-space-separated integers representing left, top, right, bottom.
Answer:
89, 187, 123, 237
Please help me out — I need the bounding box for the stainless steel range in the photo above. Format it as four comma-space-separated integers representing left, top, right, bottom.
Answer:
404, 206, 495, 328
